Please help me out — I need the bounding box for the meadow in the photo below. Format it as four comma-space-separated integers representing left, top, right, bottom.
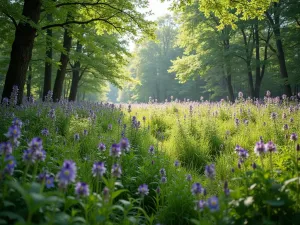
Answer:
1, 91, 300, 225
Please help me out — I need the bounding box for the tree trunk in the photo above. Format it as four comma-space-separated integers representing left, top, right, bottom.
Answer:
43, 13, 53, 101
69, 41, 83, 101
52, 15, 72, 102
27, 65, 32, 99
1, 0, 42, 104
254, 21, 261, 99
223, 37, 234, 102
267, 3, 292, 96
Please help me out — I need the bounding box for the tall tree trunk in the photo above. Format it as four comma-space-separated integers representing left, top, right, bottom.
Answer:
1, 0, 42, 104
69, 41, 83, 101
52, 14, 72, 102
27, 65, 32, 99
43, 13, 53, 101
223, 37, 234, 102
241, 28, 255, 98
254, 21, 261, 99
266, 3, 292, 96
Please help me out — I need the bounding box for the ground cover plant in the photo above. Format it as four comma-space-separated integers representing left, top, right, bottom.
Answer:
1, 90, 300, 225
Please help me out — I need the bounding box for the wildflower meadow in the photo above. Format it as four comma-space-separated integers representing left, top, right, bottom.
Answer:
1, 90, 300, 225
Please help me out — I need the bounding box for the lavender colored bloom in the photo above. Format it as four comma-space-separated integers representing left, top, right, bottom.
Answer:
156, 187, 161, 194
254, 140, 266, 155
120, 138, 130, 152
238, 92, 243, 98
174, 160, 180, 167
35, 149, 46, 162
111, 164, 122, 178
290, 117, 294, 123
290, 133, 298, 142
191, 183, 203, 195
22, 149, 35, 164
28, 137, 43, 152
41, 128, 50, 136
102, 187, 110, 202
239, 149, 249, 159
75, 182, 90, 197
186, 174, 192, 181
98, 143, 106, 152
283, 124, 289, 131
74, 133, 80, 141
265, 141, 277, 153
138, 184, 149, 196
270, 112, 278, 120
110, 143, 121, 157
149, 145, 155, 154
161, 176, 167, 184
159, 168, 166, 176
5, 125, 21, 140
92, 162, 106, 177
57, 160, 77, 187
45, 175, 55, 189
83, 129, 88, 136
3, 155, 16, 175
205, 164, 215, 179
12, 118, 23, 128
282, 113, 287, 119
108, 124, 112, 130
195, 200, 206, 211
235, 145, 242, 153
0, 142, 13, 155
207, 196, 219, 212
48, 109, 56, 119
266, 90, 271, 97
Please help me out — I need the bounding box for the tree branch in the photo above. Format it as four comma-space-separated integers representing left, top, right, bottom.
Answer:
3, 12, 17, 28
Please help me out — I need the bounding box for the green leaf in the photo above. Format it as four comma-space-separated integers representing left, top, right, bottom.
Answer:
111, 189, 127, 200
264, 200, 285, 207
0, 211, 25, 222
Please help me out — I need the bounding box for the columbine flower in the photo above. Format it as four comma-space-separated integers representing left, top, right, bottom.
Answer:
191, 183, 203, 195
283, 124, 289, 131
138, 184, 149, 196
174, 160, 180, 167
195, 200, 206, 211
111, 164, 122, 178
120, 138, 130, 152
159, 168, 166, 176
205, 164, 215, 179
265, 141, 277, 153
3, 155, 16, 175
0, 142, 13, 155
98, 143, 106, 152
207, 196, 219, 212
254, 140, 266, 155
75, 182, 90, 197
290, 133, 298, 142
161, 176, 167, 184
57, 160, 77, 187
186, 174, 192, 182
22, 149, 35, 164
235, 145, 242, 153
35, 149, 46, 162
41, 128, 50, 136
110, 143, 121, 157
92, 162, 106, 177
38, 172, 55, 189
149, 145, 155, 154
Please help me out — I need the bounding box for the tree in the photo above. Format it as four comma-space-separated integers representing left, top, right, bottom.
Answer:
1, 0, 153, 104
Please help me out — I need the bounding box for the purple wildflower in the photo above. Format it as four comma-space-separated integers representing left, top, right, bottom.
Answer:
207, 196, 219, 212
195, 200, 206, 211
74, 133, 80, 141
28, 137, 43, 152
290, 133, 298, 142
41, 128, 50, 136
75, 182, 90, 197
138, 184, 149, 196
161, 176, 167, 184
265, 141, 277, 153
149, 145, 155, 154
0, 142, 13, 155
98, 143, 106, 152
239, 149, 249, 159
191, 183, 203, 195
120, 138, 130, 152
5, 125, 21, 141
254, 140, 266, 155
174, 160, 180, 167
57, 160, 77, 187
110, 143, 121, 157
205, 164, 215, 179
92, 162, 106, 177
111, 164, 122, 178
186, 174, 192, 182
12, 118, 23, 128
159, 168, 166, 176
3, 155, 16, 175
